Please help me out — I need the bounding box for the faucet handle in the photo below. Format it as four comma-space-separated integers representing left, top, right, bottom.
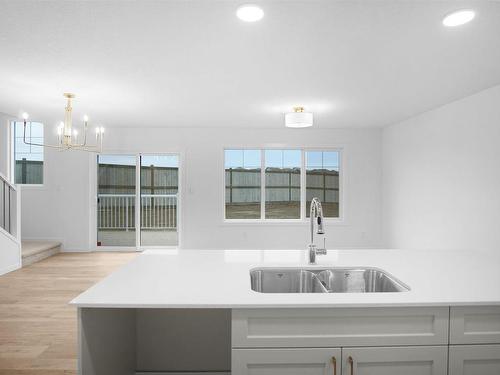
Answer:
320, 237, 326, 249
317, 238, 327, 255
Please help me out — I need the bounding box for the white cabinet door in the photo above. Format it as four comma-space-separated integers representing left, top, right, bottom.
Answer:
450, 306, 500, 344
342, 346, 447, 375
449, 344, 500, 375
232, 348, 341, 375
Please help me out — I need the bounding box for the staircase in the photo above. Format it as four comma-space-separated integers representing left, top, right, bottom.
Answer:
21, 240, 62, 267
0, 172, 21, 275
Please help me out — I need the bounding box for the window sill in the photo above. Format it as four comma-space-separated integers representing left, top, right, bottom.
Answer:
221, 218, 347, 226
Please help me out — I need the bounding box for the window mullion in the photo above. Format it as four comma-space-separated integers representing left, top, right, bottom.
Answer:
300, 149, 306, 221
260, 149, 265, 220
135, 154, 141, 249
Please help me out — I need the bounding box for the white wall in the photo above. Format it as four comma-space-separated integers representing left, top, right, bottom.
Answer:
382, 84, 500, 252
20, 148, 91, 250
20, 127, 383, 251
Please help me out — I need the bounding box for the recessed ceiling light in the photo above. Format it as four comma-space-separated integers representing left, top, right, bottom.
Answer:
236, 4, 264, 22
442, 9, 475, 27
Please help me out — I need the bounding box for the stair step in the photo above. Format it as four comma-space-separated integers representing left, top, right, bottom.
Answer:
21, 240, 62, 267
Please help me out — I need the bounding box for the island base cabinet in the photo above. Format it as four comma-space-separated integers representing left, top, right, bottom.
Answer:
449, 345, 500, 375
341, 346, 448, 375
232, 348, 341, 375
231, 346, 447, 375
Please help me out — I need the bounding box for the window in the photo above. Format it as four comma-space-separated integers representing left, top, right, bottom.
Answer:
224, 149, 341, 220
306, 151, 340, 218
225, 150, 261, 219
12, 121, 44, 185
265, 150, 301, 219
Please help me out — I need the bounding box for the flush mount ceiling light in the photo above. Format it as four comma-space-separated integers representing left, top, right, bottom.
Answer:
22, 93, 104, 152
285, 107, 313, 128
442, 9, 475, 27
236, 4, 264, 22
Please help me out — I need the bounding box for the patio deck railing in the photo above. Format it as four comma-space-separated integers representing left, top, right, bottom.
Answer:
97, 194, 177, 230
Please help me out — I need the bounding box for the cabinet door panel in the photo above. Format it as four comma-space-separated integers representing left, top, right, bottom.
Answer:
449, 344, 500, 375
342, 346, 447, 375
232, 348, 340, 375
450, 306, 500, 344
233, 307, 449, 348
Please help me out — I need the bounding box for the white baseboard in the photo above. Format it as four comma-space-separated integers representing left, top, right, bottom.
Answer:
136, 373, 230, 375
93, 247, 139, 252
60, 248, 91, 253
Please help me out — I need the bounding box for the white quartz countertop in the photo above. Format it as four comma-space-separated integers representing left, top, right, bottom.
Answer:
70, 249, 500, 308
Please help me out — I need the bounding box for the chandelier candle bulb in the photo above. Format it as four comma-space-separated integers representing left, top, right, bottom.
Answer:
58, 122, 64, 144
99, 127, 104, 149
57, 124, 63, 144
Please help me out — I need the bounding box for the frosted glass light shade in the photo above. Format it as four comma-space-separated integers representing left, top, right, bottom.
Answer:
285, 111, 313, 128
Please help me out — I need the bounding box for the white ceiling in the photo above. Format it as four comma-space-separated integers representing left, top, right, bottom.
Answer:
0, 0, 499, 128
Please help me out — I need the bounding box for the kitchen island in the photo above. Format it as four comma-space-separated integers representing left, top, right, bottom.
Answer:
71, 249, 500, 375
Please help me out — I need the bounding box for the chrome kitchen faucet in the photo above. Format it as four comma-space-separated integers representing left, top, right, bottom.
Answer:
308, 197, 327, 264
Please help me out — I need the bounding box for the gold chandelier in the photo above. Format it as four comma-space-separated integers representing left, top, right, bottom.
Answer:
22, 93, 104, 152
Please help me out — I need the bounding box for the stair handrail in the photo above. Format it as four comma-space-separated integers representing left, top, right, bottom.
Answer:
0, 171, 20, 242
0, 171, 17, 191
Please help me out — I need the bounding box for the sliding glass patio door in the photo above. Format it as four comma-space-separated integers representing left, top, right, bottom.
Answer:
96, 154, 180, 249
97, 154, 137, 247
140, 155, 179, 247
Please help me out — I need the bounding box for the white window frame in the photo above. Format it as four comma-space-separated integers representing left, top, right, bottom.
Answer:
222, 147, 344, 224
9, 120, 45, 188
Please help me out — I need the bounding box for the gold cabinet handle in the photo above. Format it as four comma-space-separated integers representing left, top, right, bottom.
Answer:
348, 356, 354, 375
331, 356, 337, 375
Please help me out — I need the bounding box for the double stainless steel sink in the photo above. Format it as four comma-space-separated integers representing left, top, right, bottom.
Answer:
250, 267, 409, 293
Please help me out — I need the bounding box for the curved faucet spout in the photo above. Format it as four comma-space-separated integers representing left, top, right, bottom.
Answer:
308, 197, 327, 264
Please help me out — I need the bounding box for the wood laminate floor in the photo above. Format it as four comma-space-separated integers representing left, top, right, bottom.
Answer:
0, 252, 137, 375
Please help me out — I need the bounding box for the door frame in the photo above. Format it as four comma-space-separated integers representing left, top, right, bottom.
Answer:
89, 152, 182, 251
